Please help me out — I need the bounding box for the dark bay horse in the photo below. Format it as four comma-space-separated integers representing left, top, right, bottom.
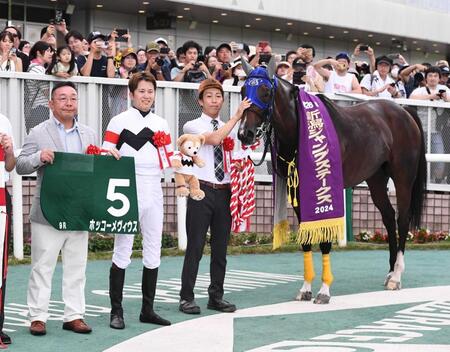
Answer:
238, 60, 426, 303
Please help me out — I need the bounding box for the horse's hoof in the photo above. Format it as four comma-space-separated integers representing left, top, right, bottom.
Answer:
383, 272, 393, 287
385, 279, 401, 291
313, 293, 330, 304
295, 291, 312, 301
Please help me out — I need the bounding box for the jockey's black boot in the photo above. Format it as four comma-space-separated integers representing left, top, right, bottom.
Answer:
109, 263, 125, 329
139, 267, 171, 326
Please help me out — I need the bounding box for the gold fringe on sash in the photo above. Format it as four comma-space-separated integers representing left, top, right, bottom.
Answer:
297, 217, 345, 245
272, 219, 290, 249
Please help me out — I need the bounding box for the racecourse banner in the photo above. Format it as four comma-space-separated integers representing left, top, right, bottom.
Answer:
41, 152, 139, 233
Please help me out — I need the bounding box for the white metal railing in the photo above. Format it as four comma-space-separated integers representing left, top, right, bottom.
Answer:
1, 73, 450, 256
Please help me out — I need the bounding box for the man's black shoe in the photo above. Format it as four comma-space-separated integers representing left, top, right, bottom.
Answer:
0, 331, 11, 344
207, 299, 236, 313
110, 313, 125, 329
179, 300, 201, 314
139, 310, 171, 326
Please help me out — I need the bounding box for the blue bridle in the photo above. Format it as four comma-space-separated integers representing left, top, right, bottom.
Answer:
243, 66, 278, 123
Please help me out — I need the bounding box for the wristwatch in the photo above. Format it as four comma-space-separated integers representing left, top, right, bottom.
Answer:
107, 56, 114, 60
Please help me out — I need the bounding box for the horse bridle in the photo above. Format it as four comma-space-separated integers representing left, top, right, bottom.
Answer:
243, 69, 278, 166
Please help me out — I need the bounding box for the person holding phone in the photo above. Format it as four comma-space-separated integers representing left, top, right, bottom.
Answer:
250, 40, 272, 68
294, 44, 324, 92
410, 66, 450, 183
360, 55, 399, 98
0, 31, 22, 72
80, 31, 115, 78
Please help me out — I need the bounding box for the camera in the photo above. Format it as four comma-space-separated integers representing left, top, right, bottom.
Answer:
222, 63, 230, 70
293, 71, 306, 85
359, 45, 369, 51
292, 60, 307, 72
156, 57, 165, 66
389, 82, 396, 87
10, 48, 16, 55
259, 54, 272, 65
414, 72, 424, 83
102, 41, 109, 49
192, 62, 201, 70
160, 47, 170, 55
50, 10, 63, 25
437, 89, 447, 99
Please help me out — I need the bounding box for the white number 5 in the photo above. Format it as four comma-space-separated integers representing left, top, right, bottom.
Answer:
106, 178, 130, 217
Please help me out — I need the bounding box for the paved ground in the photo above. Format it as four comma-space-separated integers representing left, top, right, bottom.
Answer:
3, 250, 450, 351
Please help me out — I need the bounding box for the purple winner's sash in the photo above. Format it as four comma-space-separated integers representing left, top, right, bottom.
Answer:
297, 89, 344, 244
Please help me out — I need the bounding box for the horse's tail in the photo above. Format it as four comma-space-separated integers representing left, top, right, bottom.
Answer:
403, 106, 427, 229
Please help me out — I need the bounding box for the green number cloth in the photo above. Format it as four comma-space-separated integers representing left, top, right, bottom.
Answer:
41, 152, 139, 233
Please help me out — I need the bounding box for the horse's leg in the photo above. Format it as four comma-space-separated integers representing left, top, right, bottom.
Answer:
387, 180, 413, 290
366, 170, 398, 288
314, 242, 332, 304
296, 244, 314, 301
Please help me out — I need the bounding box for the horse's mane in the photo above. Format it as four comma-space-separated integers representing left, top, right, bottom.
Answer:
316, 94, 341, 123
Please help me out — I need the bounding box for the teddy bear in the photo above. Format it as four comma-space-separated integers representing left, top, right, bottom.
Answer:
171, 133, 206, 200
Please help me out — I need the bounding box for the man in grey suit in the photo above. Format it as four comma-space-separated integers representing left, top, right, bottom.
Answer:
16, 82, 97, 336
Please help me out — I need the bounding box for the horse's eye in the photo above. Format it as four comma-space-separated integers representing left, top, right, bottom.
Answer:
257, 85, 271, 103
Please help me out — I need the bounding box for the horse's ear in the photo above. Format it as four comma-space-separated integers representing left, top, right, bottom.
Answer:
267, 56, 276, 78
241, 55, 254, 76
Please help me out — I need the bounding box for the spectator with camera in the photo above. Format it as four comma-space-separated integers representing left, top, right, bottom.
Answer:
173, 40, 210, 83
398, 62, 429, 97
80, 31, 115, 78
410, 66, 450, 102
276, 61, 291, 79
140, 41, 166, 81
352, 44, 376, 73
65, 30, 87, 71
410, 66, 450, 183
314, 52, 361, 94
360, 55, 400, 98
0, 31, 23, 72
215, 43, 233, 83
3, 26, 29, 71
250, 41, 272, 68
295, 44, 324, 92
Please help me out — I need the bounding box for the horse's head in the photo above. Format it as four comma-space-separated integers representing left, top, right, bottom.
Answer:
238, 58, 277, 145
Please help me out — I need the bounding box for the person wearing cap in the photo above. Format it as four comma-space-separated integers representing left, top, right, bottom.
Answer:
141, 41, 167, 81
154, 37, 168, 48
215, 43, 233, 83
179, 78, 251, 315
173, 40, 209, 83
80, 31, 115, 78
314, 53, 361, 94
360, 55, 400, 98
439, 65, 450, 87
223, 58, 246, 86
275, 61, 291, 79
118, 48, 137, 79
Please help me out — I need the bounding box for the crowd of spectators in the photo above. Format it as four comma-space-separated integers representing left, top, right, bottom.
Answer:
2, 21, 450, 98
1, 21, 450, 182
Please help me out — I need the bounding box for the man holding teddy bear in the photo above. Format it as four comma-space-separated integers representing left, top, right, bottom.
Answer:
179, 78, 251, 314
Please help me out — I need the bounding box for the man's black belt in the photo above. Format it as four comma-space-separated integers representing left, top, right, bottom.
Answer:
199, 180, 230, 190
